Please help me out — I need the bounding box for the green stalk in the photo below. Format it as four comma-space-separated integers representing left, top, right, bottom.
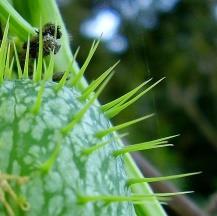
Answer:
124, 153, 167, 216
0, 0, 35, 40
1, 1, 167, 215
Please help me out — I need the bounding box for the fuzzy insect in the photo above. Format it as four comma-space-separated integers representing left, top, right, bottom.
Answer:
22, 23, 62, 59
42, 22, 62, 39
20, 23, 62, 78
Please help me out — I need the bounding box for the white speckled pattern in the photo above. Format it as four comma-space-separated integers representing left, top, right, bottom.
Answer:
0, 80, 135, 216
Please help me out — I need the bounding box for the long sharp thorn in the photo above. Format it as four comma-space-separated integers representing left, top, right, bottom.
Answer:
4, 43, 11, 79
40, 141, 61, 173
106, 77, 166, 118
55, 47, 80, 91
62, 72, 114, 135
82, 133, 128, 155
23, 35, 30, 78
127, 172, 202, 186
114, 139, 171, 154
31, 83, 45, 114
44, 52, 55, 81
102, 78, 153, 111
144, 134, 180, 145
77, 191, 193, 204
80, 60, 120, 100
43, 59, 47, 73
33, 22, 43, 82
71, 38, 101, 86
13, 42, 22, 79
0, 17, 9, 83
96, 114, 155, 138
113, 143, 173, 157
8, 57, 14, 80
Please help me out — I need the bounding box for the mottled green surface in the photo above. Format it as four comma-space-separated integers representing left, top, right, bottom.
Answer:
0, 80, 135, 216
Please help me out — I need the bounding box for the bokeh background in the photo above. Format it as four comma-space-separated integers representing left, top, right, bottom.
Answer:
58, 0, 217, 215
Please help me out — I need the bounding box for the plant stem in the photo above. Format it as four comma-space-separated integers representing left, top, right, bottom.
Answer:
0, 0, 35, 40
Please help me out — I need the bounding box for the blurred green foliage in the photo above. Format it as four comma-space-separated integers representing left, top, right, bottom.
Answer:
59, 0, 217, 213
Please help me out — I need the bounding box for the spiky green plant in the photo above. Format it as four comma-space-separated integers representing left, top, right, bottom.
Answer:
0, 1, 199, 216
